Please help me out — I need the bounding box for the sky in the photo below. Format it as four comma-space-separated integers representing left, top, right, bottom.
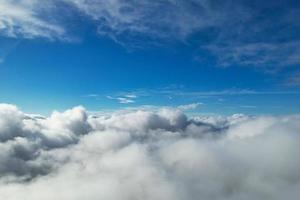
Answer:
1, 0, 300, 115
1, 1, 300, 199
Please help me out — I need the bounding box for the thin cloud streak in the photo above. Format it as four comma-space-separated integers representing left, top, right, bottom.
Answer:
112, 88, 300, 98
106, 95, 137, 104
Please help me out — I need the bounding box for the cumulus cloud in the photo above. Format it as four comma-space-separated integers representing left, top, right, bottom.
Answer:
0, 103, 300, 199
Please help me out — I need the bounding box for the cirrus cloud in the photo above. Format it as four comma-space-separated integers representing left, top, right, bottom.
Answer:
0, 0, 299, 71
0, 0, 65, 39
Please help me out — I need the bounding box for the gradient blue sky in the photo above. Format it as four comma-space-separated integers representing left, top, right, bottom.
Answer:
0, 0, 300, 115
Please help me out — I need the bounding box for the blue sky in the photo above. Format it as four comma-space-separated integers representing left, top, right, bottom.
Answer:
0, 0, 300, 115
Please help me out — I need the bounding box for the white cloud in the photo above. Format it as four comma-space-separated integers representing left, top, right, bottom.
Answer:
65, 0, 220, 41
0, 0, 299, 71
3, 0, 214, 41
107, 95, 137, 104
0, 103, 300, 199
0, 0, 65, 39
178, 102, 202, 110
124, 94, 137, 99
63, 0, 300, 70
117, 97, 135, 104
83, 94, 100, 97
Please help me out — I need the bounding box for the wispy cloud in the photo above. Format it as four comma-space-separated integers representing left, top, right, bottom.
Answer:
150, 88, 300, 97
205, 42, 300, 71
82, 93, 139, 104
0, 0, 299, 71
177, 102, 202, 111
65, 0, 300, 71
106, 94, 137, 104
65, 0, 220, 41
124, 94, 138, 99
0, 0, 65, 40
186, 90, 300, 97
104, 87, 300, 106
116, 97, 135, 104
83, 94, 100, 98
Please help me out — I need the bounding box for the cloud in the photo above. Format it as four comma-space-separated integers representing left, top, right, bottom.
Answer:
3, 0, 216, 41
0, 0, 299, 70
65, 0, 224, 41
0, 0, 65, 39
117, 98, 135, 104
124, 94, 137, 99
177, 102, 202, 111
0, 103, 300, 199
206, 42, 300, 70
0, 104, 91, 180
107, 95, 137, 104
153, 88, 300, 98
65, 0, 300, 70
83, 94, 100, 98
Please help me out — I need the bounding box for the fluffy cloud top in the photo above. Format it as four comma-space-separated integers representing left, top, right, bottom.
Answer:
0, 103, 299, 199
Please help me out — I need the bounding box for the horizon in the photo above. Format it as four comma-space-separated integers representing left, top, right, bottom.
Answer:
1, 0, 300, 199
0, 0, 300, 115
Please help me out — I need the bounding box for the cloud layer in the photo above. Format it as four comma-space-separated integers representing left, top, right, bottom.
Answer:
0, 103, 300, 199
